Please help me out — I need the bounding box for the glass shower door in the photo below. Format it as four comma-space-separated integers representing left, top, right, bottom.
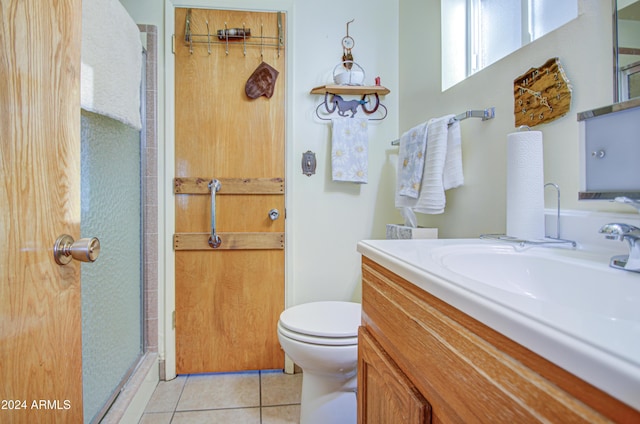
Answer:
80, 110, 144, 423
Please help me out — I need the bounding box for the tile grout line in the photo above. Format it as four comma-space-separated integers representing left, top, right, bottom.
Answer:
169, 375, 189, 423
259, 370, 263, 424
170, 406, 262, 413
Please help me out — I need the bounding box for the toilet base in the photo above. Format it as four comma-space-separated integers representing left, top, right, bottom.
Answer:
299, 371, 357, 424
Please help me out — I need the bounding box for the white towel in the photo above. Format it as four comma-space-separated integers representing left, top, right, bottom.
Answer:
395, 114, 463, 214
397, 122, 429, 198
443, 119, 464, 190
416, 116, 449, 213
81, 0, 143, 130
331, 118, 369, 184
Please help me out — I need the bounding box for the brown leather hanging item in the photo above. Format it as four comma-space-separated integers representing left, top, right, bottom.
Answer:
245, 61, 279, 99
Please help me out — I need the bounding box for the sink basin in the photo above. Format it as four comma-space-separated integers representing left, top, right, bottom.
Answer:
430, 244, 640, 322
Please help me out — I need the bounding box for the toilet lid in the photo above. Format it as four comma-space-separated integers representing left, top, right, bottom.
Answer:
278, 301, 361, 338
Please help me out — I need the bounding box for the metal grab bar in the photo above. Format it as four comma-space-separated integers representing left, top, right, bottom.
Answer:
208, 179, 222, 248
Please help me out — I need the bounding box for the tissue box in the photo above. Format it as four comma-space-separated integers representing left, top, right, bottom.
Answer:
386, 224, 438, 240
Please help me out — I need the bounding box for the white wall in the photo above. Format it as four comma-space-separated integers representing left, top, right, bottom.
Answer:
398, 0, 636, 238
289, 3, 400, 304
118, 0, 399, 311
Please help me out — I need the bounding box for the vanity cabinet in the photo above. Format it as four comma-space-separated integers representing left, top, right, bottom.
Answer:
358, 256, 640, 424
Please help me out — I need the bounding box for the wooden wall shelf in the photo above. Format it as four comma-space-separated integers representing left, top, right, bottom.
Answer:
310, 85, 390, 96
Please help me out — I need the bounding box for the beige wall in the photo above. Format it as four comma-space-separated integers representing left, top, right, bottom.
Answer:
119, 0, 400, 310
118, 0, 637, 376
399, 0, 634, 238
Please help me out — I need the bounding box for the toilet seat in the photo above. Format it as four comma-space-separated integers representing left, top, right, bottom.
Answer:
278, 301, 361, 345
278, 322, 358, 346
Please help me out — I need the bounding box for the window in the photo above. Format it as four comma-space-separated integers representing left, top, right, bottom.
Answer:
442, 0, 578, 90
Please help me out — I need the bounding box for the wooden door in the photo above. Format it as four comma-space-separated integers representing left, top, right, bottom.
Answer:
174, 8, 286, 374
0, 0, 83, 422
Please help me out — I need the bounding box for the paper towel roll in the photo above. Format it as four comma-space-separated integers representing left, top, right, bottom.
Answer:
506, 130, 545, 240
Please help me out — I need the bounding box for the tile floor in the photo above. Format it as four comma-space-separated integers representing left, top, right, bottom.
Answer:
139, 370, 302, 424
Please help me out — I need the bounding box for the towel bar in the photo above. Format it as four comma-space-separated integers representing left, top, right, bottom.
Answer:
390, 107, 495, 145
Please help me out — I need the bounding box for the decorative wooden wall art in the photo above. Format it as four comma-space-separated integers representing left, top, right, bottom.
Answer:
513, 57, 572, 127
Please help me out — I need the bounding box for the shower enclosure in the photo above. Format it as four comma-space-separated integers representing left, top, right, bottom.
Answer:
80, 109, 145, 423
79, 30, 157, 420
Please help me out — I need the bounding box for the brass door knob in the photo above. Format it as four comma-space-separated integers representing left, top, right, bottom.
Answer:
53, 234, 101, 265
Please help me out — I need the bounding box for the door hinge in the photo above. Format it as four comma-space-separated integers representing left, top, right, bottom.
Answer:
172, 311, 176, 329
172, 34, 175, 54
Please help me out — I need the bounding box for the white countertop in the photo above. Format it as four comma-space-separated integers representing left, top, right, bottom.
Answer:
357, 238, 640, 411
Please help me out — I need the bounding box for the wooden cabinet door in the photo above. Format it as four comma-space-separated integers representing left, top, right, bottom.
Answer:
358, 327, 431, 424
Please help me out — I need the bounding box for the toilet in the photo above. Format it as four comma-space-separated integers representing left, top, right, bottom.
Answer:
277, 301, 361, 424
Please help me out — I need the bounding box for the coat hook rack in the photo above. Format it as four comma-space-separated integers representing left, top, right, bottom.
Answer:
182, 9, 285, 56
185, 9, 192, 42
224, 22, 229, 55
277, 12, 283, 58
242, 23, 247, 56
206, 19, 211, 54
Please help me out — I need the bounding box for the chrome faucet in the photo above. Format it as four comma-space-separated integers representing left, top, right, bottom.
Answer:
599, 223, 640, 272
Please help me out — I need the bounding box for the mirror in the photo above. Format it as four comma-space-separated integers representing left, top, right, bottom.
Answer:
614, 0, 640, 102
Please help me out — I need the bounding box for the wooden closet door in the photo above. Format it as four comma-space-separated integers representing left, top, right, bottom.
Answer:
174, 7, 286, 373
